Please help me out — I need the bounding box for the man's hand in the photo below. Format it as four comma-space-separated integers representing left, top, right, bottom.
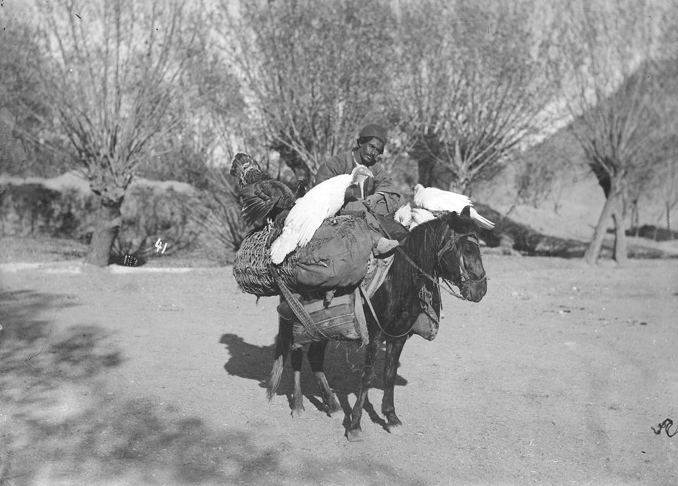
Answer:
364, 193, 383, 208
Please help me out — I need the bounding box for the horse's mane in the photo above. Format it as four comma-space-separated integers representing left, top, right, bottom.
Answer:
389, 213, 475, 289
375, 212, 480, 328
387, 217, 451, 300
400, 217, 450, 270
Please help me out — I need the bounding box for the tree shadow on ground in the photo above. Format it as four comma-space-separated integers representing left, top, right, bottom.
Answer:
0, 289, 87, 370
219, 333, 407, 420
0, 290, 423, 485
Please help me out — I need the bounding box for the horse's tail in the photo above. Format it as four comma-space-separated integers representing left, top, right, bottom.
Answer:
268, 316, 292, 401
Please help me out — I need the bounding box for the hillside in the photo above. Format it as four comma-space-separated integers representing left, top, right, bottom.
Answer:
474, 120, 676, 251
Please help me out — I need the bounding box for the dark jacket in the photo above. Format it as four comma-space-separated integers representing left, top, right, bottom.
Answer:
315, 148, 401, 215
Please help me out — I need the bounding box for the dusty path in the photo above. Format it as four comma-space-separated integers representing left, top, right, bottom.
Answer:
1, 256, 677, 485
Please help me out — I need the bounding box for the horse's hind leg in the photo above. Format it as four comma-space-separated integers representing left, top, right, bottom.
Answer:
268, 316, 293, 400
382, 336, 407, 434
307, 340, 342, 417
346, 334, 379, 442
291, 347, 305, 418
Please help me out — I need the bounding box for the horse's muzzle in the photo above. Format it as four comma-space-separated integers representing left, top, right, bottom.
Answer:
465, 278, 487, 302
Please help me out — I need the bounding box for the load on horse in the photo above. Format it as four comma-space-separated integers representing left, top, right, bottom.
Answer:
230, 148, 493, 441
231, 151, 401, 345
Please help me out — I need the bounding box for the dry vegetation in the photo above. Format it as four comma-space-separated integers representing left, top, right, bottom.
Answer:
1, 0, 678, 266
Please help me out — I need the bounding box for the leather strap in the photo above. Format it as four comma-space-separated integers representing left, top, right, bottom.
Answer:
273, 272, 329, 340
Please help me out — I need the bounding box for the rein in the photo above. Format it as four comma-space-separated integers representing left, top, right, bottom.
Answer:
362, 207, 485, 340
360, 242, 437, 339
395, 245, 465, 301
369, 205, 469, 302
370, 220, 476, 339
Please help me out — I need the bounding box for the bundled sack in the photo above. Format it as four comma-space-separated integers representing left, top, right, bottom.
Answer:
233, 215, 376, 297
276, 291, 367, 348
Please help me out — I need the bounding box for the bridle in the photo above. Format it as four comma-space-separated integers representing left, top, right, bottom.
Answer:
369, 223, 486, 339
407, 228, 485, 301
437, 231, 487, 291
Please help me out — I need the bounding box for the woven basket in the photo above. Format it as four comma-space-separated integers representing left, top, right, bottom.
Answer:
232, 225, 297, 296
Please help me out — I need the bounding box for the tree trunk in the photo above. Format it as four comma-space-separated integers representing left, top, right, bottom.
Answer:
584, 190, 617, 265
84, 200, 123, 267
612, 203, 628, 265
417, 159, 433, 188
667, 202, 672, 239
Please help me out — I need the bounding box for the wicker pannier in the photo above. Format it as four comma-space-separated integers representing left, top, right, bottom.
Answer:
232, 225, 296, 296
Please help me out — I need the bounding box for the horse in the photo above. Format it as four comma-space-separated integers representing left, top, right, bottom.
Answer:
267, 206, 487, 441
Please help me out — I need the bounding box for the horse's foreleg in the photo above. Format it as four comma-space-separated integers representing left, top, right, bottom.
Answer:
307, 340, 342, 417
346, 334, 380, 442
382, 336, 407, 434
291, 347, 305, 418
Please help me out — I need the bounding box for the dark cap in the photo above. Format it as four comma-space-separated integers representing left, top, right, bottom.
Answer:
358, 124, 387, 144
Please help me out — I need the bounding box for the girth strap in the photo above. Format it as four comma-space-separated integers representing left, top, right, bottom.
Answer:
273, 272, 330, 340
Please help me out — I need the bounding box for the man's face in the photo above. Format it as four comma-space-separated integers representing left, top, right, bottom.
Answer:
358, 137, 384, 166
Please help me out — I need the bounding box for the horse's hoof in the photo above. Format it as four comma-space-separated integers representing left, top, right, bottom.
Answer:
327, 403, 343, 419
328, 410, 344, 420
291, 408, 306, 419
346, 428, 364, 442
387, 423, 404, 436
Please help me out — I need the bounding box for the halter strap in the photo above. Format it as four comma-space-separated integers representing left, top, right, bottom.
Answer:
360, 208, 477, 339
403, 246, 464, 299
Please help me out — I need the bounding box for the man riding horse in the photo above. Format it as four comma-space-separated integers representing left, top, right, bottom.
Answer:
231, 124, 491, 441
315, 123, 402, 225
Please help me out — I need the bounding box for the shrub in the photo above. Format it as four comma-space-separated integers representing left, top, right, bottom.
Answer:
0, 180, 203, 261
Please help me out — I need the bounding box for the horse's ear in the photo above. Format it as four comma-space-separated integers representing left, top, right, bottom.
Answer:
445, 210, 459, 223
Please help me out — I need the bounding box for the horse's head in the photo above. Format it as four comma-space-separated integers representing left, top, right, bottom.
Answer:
436, 208, 487, 302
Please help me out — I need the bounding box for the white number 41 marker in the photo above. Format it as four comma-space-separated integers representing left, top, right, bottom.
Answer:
155, 238, 168, 254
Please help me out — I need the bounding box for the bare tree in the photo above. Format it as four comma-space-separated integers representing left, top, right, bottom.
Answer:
0, 20, 33, 176
139, 48, 247, 188
217, 0, 396, 181
0, 13, 68, 178
511, 128, 583, 214
393, 0, 556, 195
657, 156, 678, 236
32, 0, 206, 266
550, 0, 675, 264
648, 130, 678, 237
154, 49, 251, 259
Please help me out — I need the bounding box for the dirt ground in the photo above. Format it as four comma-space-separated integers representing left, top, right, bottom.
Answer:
1, 255, 677, 486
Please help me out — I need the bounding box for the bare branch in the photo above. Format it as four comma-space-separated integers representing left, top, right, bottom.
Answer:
394, 0, 555, 193
217, 0, 396, 180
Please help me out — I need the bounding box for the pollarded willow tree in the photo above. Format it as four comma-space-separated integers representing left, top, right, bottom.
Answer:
393, 0, 556, 194
0, 11, 64, 178
653, 143, 678, 236
218, 0, 396, 181
0, 19, 33, 176
550, 0, 677, 264
32, 0, 207, 266
140, 46, 247, 188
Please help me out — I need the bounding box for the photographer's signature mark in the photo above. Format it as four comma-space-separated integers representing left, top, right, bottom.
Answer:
651, 418, 677, 437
